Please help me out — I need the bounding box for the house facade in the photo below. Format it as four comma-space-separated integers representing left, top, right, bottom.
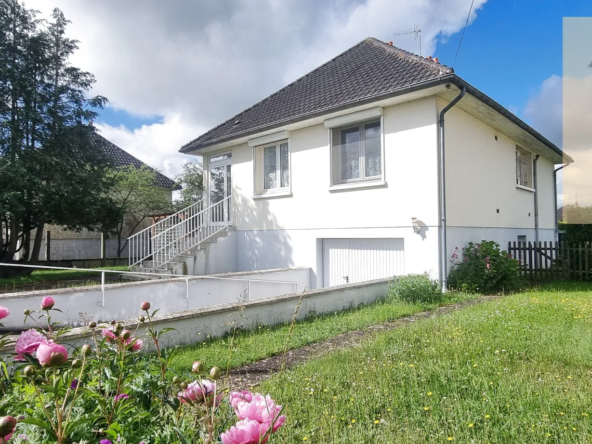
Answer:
172, 38, 569, 289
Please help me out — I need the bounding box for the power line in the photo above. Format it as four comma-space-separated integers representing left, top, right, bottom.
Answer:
452, 0, 475, 68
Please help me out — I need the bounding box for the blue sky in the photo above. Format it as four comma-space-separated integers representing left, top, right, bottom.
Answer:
434, 0, 592, 123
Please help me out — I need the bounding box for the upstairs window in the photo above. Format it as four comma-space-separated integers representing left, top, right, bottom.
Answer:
263, 142, 290, 190
516, 146, 533, 188
331, 120, 382, 184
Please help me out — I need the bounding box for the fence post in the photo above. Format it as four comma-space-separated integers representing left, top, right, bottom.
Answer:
45, 230, 51, 262
100, 271, 105, 307
247, 280, 251, 300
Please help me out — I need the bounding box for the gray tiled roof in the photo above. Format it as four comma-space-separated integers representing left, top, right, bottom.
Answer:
180, 37, 453, 152
89, 131, 177, 189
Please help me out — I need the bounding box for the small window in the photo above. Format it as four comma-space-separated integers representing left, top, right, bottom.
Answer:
255, 140, 290, 195
332, 120, 382, 184
516, 147, 533, 188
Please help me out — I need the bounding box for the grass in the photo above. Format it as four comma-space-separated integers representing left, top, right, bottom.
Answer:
0, 266, 128, 288
169, 291, 478, 374
260, 282, 592, 443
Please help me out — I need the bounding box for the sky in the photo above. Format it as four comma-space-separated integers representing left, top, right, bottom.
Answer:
26, 0, 592, 192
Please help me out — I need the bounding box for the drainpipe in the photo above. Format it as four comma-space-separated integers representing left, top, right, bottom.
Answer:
439, 86, 466, 293
533, 155, 540, 244
553, 163, 570, 241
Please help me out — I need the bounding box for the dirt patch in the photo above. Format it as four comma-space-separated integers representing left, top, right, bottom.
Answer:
224, 295, 500, 391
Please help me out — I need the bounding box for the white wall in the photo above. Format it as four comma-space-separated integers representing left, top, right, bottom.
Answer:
1, 277, 391, 355
440, 97, 558, 260
205, 97, 441, 286
0, 268, 310, 330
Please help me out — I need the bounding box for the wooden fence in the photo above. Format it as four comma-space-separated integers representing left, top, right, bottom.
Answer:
507, 241, 592, 281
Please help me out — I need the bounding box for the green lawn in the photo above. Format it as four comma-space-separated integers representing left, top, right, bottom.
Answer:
261, 283, 592, 443
0, 266, 128, 288
169, 291, 478, 374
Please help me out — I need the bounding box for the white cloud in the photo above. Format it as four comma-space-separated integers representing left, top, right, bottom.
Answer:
95, 115, 205, 180
28, 0, 487, 176
523, 74, 562, 147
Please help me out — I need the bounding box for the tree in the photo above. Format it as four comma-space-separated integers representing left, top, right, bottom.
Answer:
107, 166, 173, 257
0, 2, 113, 276
174, 160, 203, 209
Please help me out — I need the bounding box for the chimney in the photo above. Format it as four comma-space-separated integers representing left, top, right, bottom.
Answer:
388, 41, 393, 46
434, 57, 439, 63
427, 56, 432, 60
89, 121, 94, 127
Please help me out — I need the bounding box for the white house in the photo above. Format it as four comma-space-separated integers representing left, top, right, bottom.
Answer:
132, 37, 571, 290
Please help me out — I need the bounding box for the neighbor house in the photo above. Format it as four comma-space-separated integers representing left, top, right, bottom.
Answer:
132, 37, 571, 289
21, 132, 178, 262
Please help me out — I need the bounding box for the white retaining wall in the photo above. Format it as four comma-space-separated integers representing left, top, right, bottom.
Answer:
0, 277, 391, 355
0, 268, 310, 330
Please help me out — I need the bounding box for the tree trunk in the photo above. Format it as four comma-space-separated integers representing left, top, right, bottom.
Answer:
31, 220, 45, 262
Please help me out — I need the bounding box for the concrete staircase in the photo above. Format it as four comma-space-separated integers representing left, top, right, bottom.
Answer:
125, 196, 233, 280
123, 226, 233, 280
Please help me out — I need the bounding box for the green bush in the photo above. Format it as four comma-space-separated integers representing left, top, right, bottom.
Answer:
388, 274, 442, 304
448, 240, 523, 293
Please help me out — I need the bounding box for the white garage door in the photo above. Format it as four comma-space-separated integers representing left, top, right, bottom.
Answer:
322, 238, 404, 287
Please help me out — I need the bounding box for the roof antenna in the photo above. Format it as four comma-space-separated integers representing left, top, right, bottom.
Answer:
394, 24, 422, 56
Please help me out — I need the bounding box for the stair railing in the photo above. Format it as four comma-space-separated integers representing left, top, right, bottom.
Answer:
151, 195, 232, 269
128, 198, 204, 267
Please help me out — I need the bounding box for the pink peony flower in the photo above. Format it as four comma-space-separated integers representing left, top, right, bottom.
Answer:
15, 329, 45, 360
178, 380, 221, 406
229, 391, 254, 409
0, 306, 9, 321
40, 296, 55, 310
233, 394, 284, 427
220, 419, 270, 444
0, 416, 16, 442
125, 337, 143, 352
37, 341, 68, 367
101, 329, 117, 342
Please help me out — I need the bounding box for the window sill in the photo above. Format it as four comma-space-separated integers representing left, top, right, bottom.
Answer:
329, 179, 386, 192
253, 190, 292, 200
516, 184, 535, 193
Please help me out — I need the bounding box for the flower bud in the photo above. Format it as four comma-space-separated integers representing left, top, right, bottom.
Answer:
180, 381, 188, 389
209, 366, 221, 380
191, 361, 203, 374
23, 309, 31, 316
72, 359, 82, 368
120, 329, 131, 340
141, 301, 151, 311
110, 320, 116, 326
81, 344, 92, 356
17, 415, 25, 421
88, 321, 97, 329
114, 323, 123, 334
23, 365, 35, 377
138, 315, 145, 323
172, 376, 181, 384
40, 296, 55, 310
0, 416, 17, 437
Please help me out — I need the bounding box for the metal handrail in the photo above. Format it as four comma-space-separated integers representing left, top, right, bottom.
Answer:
128, 197, 205, 267
151, 195, 232, 269
0, 263, 303, 307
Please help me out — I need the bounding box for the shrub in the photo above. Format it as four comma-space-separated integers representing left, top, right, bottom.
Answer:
0, 299, 286, 444
448, 240, 523, 293
389, 274, 442, 304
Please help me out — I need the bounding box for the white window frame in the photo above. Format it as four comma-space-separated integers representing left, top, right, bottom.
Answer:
252, 139, 291, 198
516, 146, 534, 191
329, 117, 385, 189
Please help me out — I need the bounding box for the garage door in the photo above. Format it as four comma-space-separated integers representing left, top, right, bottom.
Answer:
322, 238, 404, 287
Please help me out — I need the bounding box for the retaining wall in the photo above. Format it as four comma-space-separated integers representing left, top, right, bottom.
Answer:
0, 268, 311, 330
0, 277, 391, 355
